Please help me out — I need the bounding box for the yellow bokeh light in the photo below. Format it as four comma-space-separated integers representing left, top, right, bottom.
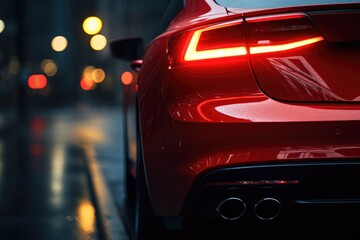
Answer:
51, 36, 68, 52
0, 20, 5, 34
91, 68, 105, 83
84, 76, 94, 86
41, 59, 58, 77
90, 34, 107, 51
83, 65, 95, 80
83, 16, 102, 35
45, 63, 57, 76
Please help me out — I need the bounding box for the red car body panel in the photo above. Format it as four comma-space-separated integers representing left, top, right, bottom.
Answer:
136, 0, 360, 217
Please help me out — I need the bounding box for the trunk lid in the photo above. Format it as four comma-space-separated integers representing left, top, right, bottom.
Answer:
243, 5, 360, 102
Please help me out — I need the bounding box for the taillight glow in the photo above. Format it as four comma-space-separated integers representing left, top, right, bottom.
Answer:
185, 30, 247, 61
177, 14, 324, 63
184, 20, 247, 61
250, 36, 324, 54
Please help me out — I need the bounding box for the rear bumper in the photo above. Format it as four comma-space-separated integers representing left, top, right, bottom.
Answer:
143, 114, 360, 217
166, 161, 360, 234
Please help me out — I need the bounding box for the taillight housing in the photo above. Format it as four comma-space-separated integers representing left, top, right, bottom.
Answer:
184, 20, 247, 61
247, 13, 324, 54
168, 13, 324, 66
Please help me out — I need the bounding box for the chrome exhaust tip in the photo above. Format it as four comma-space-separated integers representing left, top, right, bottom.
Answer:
254, 197, 281, 221
216, 197, 246, 221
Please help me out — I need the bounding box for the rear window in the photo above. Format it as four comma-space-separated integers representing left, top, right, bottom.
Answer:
216, 0, 359, 9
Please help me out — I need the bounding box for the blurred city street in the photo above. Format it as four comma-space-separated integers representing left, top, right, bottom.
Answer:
0, 103, 129, 239
0, 0, 171, 239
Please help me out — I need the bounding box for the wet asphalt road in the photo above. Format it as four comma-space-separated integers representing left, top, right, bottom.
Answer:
0, 105, 124, 240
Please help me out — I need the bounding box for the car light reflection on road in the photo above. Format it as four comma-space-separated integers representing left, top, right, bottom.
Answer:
50, 144, 66, 207
77, 199, 95, 233
30, 116, 46, 137
29, 144, 44, 157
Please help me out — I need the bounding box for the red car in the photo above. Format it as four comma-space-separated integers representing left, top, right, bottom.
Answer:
111, 0, 360, 239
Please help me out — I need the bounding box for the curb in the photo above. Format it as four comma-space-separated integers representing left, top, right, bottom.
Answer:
83, 143, 130, 240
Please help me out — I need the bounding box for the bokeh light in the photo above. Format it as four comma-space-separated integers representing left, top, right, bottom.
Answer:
121, 71, 133, 86
82, 65, 95, 80
41, 59, 58, 77
80, 77, 95, 91
90, 34, 107, 51
82, 16, 102, 35
51, 36, 68, 52
9, 57, 20, 75
0, 20, 5, 34
91, 68, 105, 83
28, 74, 47, 89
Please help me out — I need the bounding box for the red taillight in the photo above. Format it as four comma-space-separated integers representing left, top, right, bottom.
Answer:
173, 13, 324, 64
249, 36, 324, 54
184, 20, 247, 61
247, 13, 324, 54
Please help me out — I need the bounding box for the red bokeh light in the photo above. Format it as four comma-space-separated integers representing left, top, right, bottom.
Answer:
121, 71, 133, 86
29, 144, 44, 157
28, 74, 47, 89
30, 117, 46, 136
80, 77, 95, 91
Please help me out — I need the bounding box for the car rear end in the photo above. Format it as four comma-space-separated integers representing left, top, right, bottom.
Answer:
138, 0, 360, 236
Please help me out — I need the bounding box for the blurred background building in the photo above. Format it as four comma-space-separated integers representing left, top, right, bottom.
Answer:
0, 0, 170, 128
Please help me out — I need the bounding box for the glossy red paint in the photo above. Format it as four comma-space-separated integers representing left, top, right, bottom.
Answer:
133, 0, 360, 221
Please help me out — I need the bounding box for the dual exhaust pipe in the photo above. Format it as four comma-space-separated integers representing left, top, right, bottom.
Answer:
216, 197, 281, 221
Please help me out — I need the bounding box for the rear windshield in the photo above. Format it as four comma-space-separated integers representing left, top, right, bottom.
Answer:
216, 0, 359, 9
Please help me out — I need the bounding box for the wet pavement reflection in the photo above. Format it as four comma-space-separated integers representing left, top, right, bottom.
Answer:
0, 107, 100, 239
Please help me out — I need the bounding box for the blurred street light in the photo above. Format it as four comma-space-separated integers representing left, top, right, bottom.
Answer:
51, 36, 68, 52
80, 77, 95, 91
90, 34, 107, 51
83, 65, 95, 80
91, 68, 105, 83
82, 16, 102, 35
0, 20, 4, 34
9, 57, 20, 75
121, 71, 133, 86
41, 59, 58, 77
28, 74, 47, 89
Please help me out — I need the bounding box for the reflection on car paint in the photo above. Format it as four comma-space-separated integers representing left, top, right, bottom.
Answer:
267, 56, 360, 101
215, 98, 360, 122
189, 145, 360, 174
